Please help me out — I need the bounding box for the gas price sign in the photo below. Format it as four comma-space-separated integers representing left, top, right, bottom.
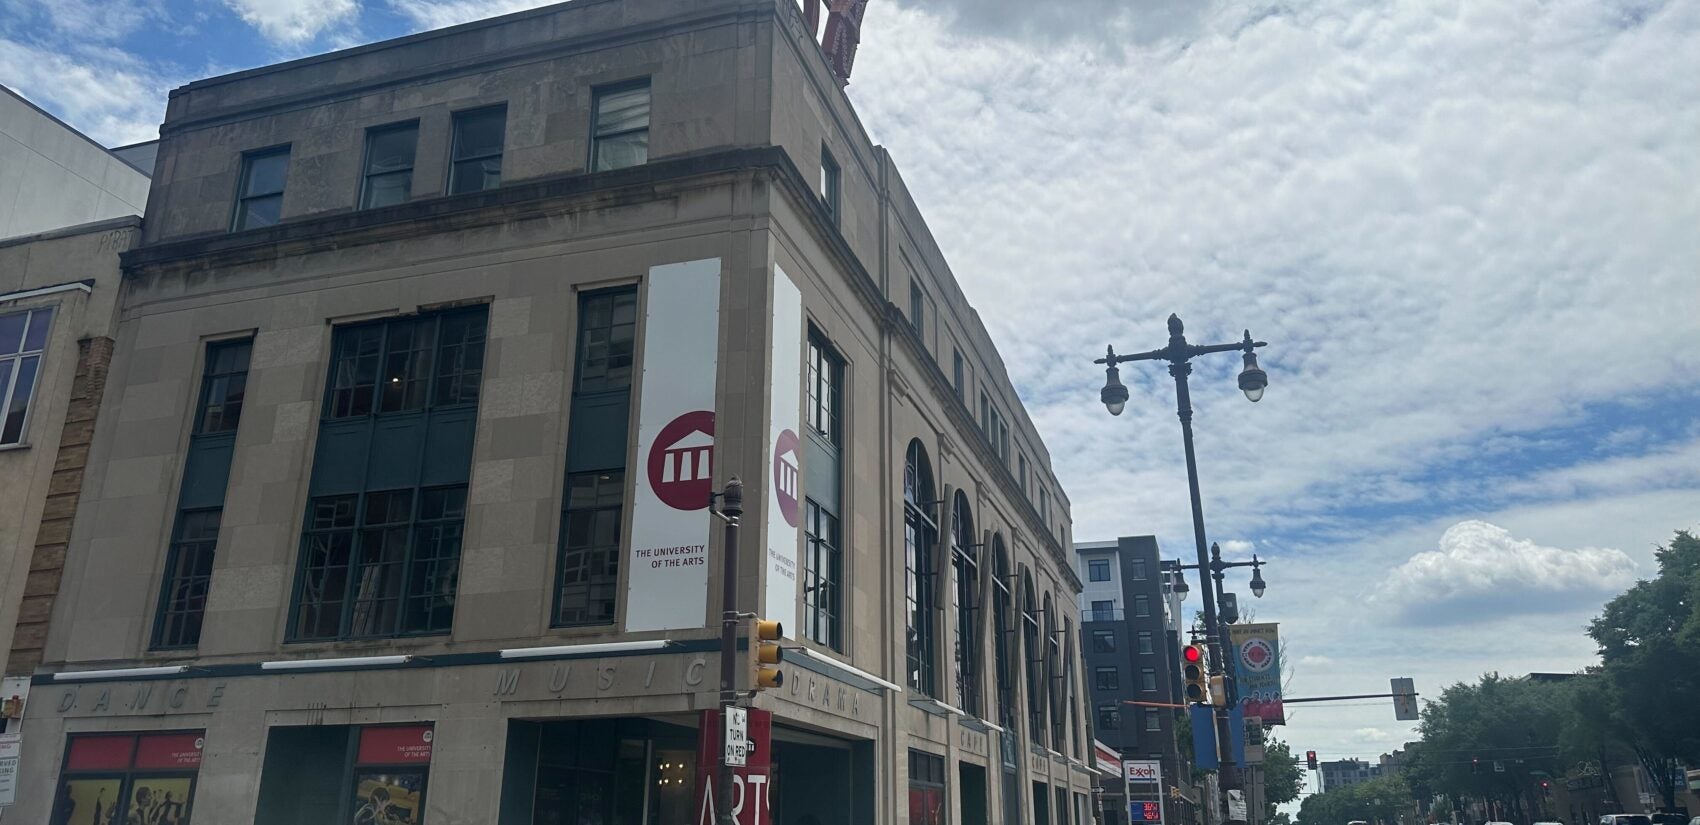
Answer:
1131, 801, 1163, 822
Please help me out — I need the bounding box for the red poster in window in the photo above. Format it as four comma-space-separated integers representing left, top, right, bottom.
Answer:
694, 708, 771, 825
66, 735, 135, 771
357, 725, 434, 765
135, 733, 204, 770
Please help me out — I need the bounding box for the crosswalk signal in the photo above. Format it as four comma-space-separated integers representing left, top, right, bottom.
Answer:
1306, 751, 1318, 771
1471, 757, 1480, 775
1208, 674, 1228, 708
1182, 643, 1210, 704
748, 618, 784, 691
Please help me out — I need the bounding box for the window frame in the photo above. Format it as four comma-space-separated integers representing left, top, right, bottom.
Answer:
447, 104, 507, 195
908, 278, 926, 338
1091, 629, 1116, 653
230, 145, 291, 232
1087, 559, 1110, 582
590, 79, 652, 173
1094, 666, 1119, 691
1097, 704, 1120, 730
358, 120, 421, 210
0, 306, 54, 446
1133, 594, 1150, 618
820, 144, 840, 224
1137, 630, 1154, 655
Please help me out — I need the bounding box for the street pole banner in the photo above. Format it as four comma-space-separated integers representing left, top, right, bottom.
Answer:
1228, 622, 1285, 725
763, 266, 803, 633
626, 258, 722, 632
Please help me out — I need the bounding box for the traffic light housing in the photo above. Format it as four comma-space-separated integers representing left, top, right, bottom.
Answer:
1471, 757, 1480, 774
748, 618, 784, 691
1208, 674, 1228, 708
1182, 643, 1210, 704
1306, 751, 1318, 771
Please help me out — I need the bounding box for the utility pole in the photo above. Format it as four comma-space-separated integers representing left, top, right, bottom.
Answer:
713, 477, 744, 825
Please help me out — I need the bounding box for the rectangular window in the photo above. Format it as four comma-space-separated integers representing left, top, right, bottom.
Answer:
1088, 559, 1110, 582
554, 470, 624, 626
1141, 668, 1157, 693
554, 287, 638, 626
0, 306, 53, 445
591, 80, 651, 172
952, 350, 964, 401
1145, 709, 1162, 731
807, 334, 843, 447
232, 146, 289, 231
1018, 454, 1028, 494
1134, 594, 1150, 618
448, 105, 506, 195
1138, 630, 1154, 655
820, 145, 840, 223
979, 391, 990, 433
1038, 487, 1048, 527
803, 499, 842, 650
1091, 630, 1116, 653
152, 338, 250, 649
1130, 559, 1147, 580
360, 122, 418, 209
292, 309, 485, 641
256, 724, 434, 825
1090, 600, 1115, 621
909, 279, 926, 338
1094, 667, 1118, 690
908, 750, 946, 825
57, 731, 205, 825
1097, 705, 1119, 730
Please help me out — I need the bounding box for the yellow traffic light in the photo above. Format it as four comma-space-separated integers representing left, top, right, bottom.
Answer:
1182, 643, 1210, 704
749, 618, 785, 691
1208, 674, 1227, 708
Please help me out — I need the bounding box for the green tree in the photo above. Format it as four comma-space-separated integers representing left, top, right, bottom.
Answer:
1262, 737, 1305, 818
1411, 674, 1574, 821
1587, 529, 1700, 808
1296, 774, 1412, 825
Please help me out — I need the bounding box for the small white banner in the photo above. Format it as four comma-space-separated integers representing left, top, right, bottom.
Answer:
762, 266, 804, 632
724, 706, 748, 767
625, 258, 722, 632
0, 732, 20, 807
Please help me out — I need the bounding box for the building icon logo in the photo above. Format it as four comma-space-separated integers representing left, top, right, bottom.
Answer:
648, 411, 716, 511
772, 429, 800, 528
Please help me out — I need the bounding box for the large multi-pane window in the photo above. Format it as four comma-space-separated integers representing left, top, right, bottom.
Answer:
904, 440, 939, 696
908, 750, 946, 825
360, 122, 419, 209
0, 307, 52, 445
591, 81, 650, 172
555, 288, 638, 626
292, 308, 485, 640
1092, 630, 1116, 653
951, 491, 979, 716
448, 106, 506, 195
992, 538, 1015, 730
1097, 704, 1119, 730
1095, 667, 1119, 690
1022, 574, 1044, 746
232, 146, 289, 231
1087, 559, 1110, 582
153, 339, 251, 648
803, 333, 845, 650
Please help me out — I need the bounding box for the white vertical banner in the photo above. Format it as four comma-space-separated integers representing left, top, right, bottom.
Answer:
763, 266, 804, 633
625, 258, 722, 632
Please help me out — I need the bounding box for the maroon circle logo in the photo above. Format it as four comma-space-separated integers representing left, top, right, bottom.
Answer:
648, 411, 715, 511
772, 429, 801, 528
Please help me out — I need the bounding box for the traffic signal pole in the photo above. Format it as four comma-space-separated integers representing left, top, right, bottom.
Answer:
713, 477, 744, 825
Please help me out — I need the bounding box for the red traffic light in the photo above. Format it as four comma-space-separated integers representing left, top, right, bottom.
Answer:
1184, 645, 1203, 663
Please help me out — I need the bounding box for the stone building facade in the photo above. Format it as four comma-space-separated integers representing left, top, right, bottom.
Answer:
8, 2, 1092, 823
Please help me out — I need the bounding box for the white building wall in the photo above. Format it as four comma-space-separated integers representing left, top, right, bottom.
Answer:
0, 88, 151, 241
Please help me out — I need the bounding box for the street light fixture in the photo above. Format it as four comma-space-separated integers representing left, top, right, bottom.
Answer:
1249, 558, 1267, 598
1093, 313, 1270, 822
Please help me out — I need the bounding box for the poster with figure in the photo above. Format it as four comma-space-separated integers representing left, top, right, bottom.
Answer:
351, 771, 425, 825
1228, 622, 1285, 725
127, 777, 194, 825
625, 258, 723, 631
56, 778, 123, 825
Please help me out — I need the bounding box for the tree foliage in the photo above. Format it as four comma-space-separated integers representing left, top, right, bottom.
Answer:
1263, 737, 1306, 816
1296, 773, 1412, 825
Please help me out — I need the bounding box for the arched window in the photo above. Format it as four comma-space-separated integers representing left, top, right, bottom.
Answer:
1021, 572, 1045, 747
951, 491, 980, 715
992, 537, 1015, 730
904, 440, 939, 697
1046, 593, 1065, 750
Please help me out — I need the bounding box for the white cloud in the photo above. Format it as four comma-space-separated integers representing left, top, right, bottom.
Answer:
1378, 521, 1636, 625
0, 38, 172, 145
387, 0, 564, 30
1353, 728, 1395, 744
224, 0, 359, 45
1219, 539, 1256, 560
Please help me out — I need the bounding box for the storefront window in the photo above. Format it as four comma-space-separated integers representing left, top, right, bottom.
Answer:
908, 750, 946, 825
54, 731, 203, 825
254, 723, 432, 825
352, 726, 434, 824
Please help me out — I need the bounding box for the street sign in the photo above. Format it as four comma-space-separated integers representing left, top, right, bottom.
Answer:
1391, 678, 1418, 721
724, 706, 749, 767
1228, 790, 1248, 822
0, 733, 20, 807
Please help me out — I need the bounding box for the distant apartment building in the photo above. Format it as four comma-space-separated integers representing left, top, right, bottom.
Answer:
0, 86, 152, 241
8, 2, 1094, 824
1320, 758, 1383, 793
1077, 536, 1190, 825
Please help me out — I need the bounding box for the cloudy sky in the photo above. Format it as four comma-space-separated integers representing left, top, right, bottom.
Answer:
5, 0, 1699, 797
